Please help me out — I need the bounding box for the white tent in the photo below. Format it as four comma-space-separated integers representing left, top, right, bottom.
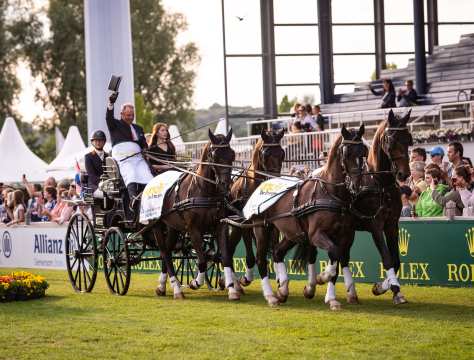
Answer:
168, 125, 185, 153
0, 117, 48, 183
55, 127, 65, 155
214, 118, 235, 139
47, 126, 87, 179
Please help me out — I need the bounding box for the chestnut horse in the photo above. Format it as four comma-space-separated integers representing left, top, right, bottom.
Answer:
152, 129, 238, 300
247, 125, 367, 308
227, 129, 285, 287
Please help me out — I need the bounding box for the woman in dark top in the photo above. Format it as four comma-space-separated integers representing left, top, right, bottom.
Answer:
147, 122, 177, 175
369, 79, 396, 109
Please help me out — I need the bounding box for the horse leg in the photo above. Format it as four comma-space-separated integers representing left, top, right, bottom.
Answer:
273, 235, 293, 303
323, 251, 342, 311
226, 226, 246, 294
309, 229, 339, 284
304, 245, 318, 299
240, 229, 256, 286
188, 229, 207, 290
369, 229, 398, 298
339, 232, 359, 304
218, 223, 240, 301
385, 225, 407, 305
254, 226, 279, 307
152, 227, 184, 299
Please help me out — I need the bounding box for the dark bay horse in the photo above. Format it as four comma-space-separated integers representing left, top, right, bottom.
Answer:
320, 109, 413, 306
152, 129, 237, 300
248, 125, 367, 308
228, 129, 285, 287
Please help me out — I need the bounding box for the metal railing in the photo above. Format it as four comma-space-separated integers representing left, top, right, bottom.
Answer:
176, 129, 340, 173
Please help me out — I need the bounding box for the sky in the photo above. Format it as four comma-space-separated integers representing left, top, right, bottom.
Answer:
14, 0, 474, 123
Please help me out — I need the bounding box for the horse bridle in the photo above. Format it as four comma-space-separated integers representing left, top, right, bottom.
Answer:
208, 143, 234, 191
339, 139, 368, 197
382, 126, 412, 175
259, 143, 285, 173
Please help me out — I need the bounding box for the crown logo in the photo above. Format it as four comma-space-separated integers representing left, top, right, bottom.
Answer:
398, 228, 410, 256
465, 228, 474, 258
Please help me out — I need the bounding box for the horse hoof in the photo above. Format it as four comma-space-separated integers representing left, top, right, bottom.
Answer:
173, 292, 185, 300
329, 300, 341, 311
346, 294, 360, 305
228, 289, 241, 301
235, 285, 245, 295
240, 276, 252, 287
218, 278, 226, 291
189, 280, 201, 290
276, 288, 288, 303
303, 285, 315, 299
315, 273, 328, 285
155, 286, 166, 297
393, 293, 408, 305
372, 282, 387, 296
265, 295, 280, 307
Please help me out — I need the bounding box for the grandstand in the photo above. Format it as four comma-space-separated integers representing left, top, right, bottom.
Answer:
320, 33, 474, 132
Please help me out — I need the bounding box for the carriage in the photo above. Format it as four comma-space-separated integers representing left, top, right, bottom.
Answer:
64, 156, 224, 295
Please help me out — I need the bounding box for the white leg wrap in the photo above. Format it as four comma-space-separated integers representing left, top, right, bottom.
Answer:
245, 266, 254, 282
342, 267, 355, 295
196, 271, 205, 286
325, 282, 336, 303
159, 272, 168, 286
275, 262, 288, 284
386, 268, 400, 287
325, 262, 338, 277
224, 267, 234, 288
170, 276, 182, 294
308, 263, 317, 286
261, 276, 273, 297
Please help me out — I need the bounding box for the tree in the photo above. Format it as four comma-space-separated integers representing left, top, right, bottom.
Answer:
0, 0, 41, 127
371, 62, 398, 81
25, 0, 199, 145
131, 0, 199, 133
278, 95, 295, 113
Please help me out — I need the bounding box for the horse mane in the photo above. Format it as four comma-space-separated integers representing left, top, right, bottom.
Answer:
319, 135, 342, 178
230, 138, 263, 199
367, 120, 387, 170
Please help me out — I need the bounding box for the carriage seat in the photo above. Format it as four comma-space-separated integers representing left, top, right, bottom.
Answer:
98, 157, 126, 199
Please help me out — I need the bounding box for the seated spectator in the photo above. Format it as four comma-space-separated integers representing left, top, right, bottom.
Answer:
447, 142, 464, 178
431, 165, 473, 216
0, 188, 13, 223
290, 102, 301, 118
397, 80, 418, 107
50, 190, 74, 224
400, 185, 413, 217
27, 184, 43, 222
429, 146, 448, 172
293, 105, 316, 131
6, 190, 26, 226
411, 147, 427, 163
312, 105, 326, 131
369, 79, 396, 109
408, 161, 427, 198
39, 187, 57, 221
415, 166, 448, 217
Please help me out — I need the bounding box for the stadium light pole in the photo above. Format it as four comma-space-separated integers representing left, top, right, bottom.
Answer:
220, 0, 230, 133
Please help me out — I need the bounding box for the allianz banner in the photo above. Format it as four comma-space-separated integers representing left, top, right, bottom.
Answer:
0, 225, 67, 270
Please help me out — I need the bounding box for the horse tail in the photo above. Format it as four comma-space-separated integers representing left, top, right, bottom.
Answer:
291, 238, 314, 273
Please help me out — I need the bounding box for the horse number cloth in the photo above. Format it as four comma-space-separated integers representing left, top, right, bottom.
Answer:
139, 170, 183, 224
243, 176, 301, 220
111, 142, 154, 186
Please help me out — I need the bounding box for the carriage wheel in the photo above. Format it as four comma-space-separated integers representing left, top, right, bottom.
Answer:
103, 227, 131, 296
65, 213, 98, 293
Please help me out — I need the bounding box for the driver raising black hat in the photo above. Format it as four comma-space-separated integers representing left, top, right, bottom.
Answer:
84, 130, 109, 193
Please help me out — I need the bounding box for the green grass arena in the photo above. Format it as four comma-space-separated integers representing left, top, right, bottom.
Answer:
1, 268, 473, 360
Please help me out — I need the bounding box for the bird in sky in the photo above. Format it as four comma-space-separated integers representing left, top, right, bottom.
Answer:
236, 16, 244, 21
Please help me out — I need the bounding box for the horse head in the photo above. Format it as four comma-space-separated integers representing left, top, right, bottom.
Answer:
208, 128, 236, 193
259, 129, 285, 174
341, 124, 368, 194
383, 109, 413, 181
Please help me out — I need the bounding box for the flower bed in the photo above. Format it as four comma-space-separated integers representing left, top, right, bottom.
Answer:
0, 271, 49, 302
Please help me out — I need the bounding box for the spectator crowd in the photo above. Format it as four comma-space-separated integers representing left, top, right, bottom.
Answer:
400, 141, 474, 218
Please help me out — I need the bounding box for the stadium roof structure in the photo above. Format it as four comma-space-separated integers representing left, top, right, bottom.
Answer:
46, 126, 87, 179
0, 117, 48, 183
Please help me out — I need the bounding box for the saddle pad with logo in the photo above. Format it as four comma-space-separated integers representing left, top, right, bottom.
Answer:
139, 170, 183, 224
243, 176, 301, 220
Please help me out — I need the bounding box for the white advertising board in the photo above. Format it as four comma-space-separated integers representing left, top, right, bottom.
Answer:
0, 223, 68, 270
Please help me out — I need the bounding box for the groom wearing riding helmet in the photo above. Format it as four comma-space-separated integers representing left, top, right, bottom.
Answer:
84, 130, 109, 194
106, 91, 154, 221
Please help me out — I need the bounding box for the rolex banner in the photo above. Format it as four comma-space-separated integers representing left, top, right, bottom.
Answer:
126, 219, 474, 287
1, 220, 473, 286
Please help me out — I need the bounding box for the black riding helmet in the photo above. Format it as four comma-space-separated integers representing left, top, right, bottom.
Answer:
91, 130, 106, 141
